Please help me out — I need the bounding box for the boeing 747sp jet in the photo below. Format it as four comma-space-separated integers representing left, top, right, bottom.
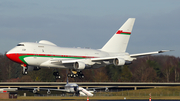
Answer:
6, 18, 170, 78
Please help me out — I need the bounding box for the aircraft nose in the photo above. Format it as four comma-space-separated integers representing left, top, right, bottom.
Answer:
6, 51, 11, 58
5, 51, 24, 64
6, 51, 14, 60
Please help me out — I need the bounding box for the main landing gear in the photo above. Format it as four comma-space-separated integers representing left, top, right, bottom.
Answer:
53, 71, 61, 79
67, 70, 84, 78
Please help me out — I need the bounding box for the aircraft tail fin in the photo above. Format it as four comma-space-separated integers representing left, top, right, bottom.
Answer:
101, 18, 135, 53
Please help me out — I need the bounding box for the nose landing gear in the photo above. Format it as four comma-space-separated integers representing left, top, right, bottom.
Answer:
21, 64, 28, 75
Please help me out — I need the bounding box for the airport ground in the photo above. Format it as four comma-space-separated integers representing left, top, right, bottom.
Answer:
4, 86, 180, 100
6, 95, 180, 101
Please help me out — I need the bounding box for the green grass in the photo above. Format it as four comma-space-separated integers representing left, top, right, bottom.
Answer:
99, 86, 180, 97
6, 86, 180, 100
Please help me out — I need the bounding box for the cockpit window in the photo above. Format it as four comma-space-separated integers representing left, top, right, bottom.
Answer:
17, 44, 24, 46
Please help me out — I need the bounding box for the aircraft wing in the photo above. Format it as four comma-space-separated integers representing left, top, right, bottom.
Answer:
49, 50, 171, 65
51, 56, 132, 63
130, 50, 171, 58
20, 87, 68, 92
38, 88, 68, 92
91, 57, 119, 62
86, 86, 118, 92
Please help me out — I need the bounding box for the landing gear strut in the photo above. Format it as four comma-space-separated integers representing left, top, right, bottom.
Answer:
67, 70, 84, 78
21, 64, 28, 75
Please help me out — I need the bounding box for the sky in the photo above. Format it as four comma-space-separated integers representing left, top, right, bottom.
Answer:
0, 0, 180, 57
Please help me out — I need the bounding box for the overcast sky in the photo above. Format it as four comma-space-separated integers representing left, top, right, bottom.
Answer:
0, 0, 180, 57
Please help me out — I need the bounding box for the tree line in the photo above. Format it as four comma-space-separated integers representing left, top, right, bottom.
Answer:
0, 53, 179, 82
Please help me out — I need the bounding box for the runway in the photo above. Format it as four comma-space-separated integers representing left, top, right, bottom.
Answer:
6, 99, 180, 101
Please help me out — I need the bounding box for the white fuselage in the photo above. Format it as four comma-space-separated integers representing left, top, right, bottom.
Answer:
64, 83, 78, 92
6, 41, 129, 69
6, 18, 139, 71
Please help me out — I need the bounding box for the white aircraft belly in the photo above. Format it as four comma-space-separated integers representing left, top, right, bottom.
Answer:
24, 57, 48, 66
24, 57, 52, 66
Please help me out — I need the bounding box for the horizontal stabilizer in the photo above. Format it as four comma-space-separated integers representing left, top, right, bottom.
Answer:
78, 87, 93, 96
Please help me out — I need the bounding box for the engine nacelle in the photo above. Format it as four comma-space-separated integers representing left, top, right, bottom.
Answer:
113, 58, 125, 66
47, 89, 51, 94
105, 87, 109, 92
33, 89, 37, 93
73, 62, 86, 70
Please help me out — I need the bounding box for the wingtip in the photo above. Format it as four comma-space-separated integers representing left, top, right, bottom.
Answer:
158, 50, 174, 53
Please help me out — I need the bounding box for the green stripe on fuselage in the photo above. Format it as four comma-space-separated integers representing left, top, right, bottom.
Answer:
19, 55, 86, 65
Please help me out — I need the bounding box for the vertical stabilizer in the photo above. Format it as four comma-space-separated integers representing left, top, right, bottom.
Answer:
101, 18, 135, 53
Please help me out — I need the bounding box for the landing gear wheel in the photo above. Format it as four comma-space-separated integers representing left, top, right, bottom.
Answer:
77, 71, 84, 79
73, 74, 76, 78
70, 73, 74, 78
76, 73, 79, 77
55, 75, 61, 79
81, 74, 84, 78
53, 72, 59, 76
22, 71, 28, 75
67, 73, 71, 77
22, 67, 28, 75
53, 71, 60, 79
79, 74, 84, 79
67, 70, 85, 78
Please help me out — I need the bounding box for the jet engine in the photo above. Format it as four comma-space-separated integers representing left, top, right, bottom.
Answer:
113, 58, 125, 66
105, 87, 109, 92
73, 62, 86, 70
47, 89, 51, 94
33, 88, 37, 93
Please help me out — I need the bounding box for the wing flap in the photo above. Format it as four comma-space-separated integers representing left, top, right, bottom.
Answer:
91, 57, 117, 62
51, 59, 87, 64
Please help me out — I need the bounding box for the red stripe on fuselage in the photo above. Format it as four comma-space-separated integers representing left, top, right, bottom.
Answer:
6, 53, 96, 64
6, 53, 25, 64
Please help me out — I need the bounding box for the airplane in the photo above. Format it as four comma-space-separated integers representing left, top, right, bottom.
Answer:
21, 78, 96, 96
0, 88, 18, 93
6, 18, 170, 78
